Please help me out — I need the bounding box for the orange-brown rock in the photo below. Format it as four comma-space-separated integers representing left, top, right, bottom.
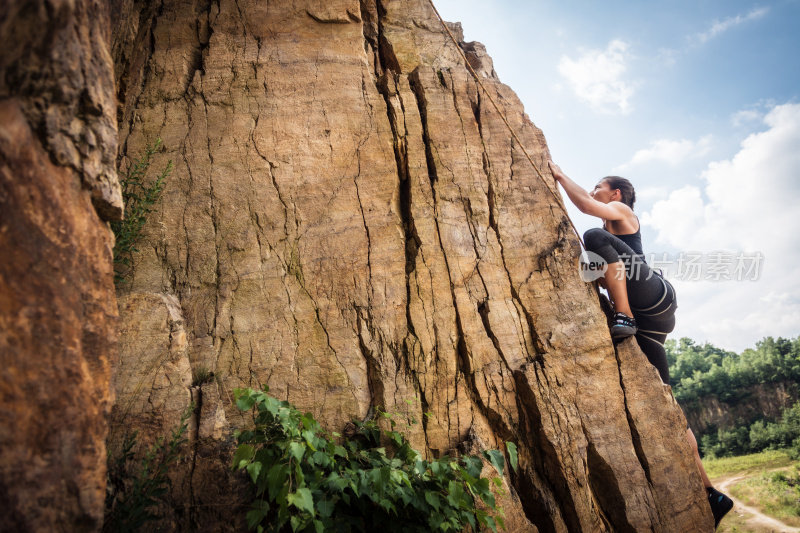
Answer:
0, 1, 120, 530
107, 0, 714, 530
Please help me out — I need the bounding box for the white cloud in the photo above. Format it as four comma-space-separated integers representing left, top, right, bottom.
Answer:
730, 100, 777, 127
641, 103, 800, 351
616, 135, 712, 170
641, 185, 705, 246
636, 186, 670, 202
731, 109, 763, 127
656, 47, 679, 67
558, 40, 636, 115
694, 6, 770, 44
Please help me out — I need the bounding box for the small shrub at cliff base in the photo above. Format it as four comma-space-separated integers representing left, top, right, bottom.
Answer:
111, 138, 173, 285
232, 387, 511, 532
104, 407, 191, 532
192, 366, 214, 386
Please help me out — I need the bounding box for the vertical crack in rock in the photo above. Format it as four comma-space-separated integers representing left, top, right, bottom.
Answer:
612, 344, 655, 488
353, 142, 374, 303
184, 0, 215, 96
253, 142, 297, 243
408, 64, 511, 452
470, 81, 545, 363
355, 306, 386, 412
514, 365, 582, 533
610, 340, 669, 530
188, 383, 203, 528
586, 432, 637, 533
311, 294, 362, 408
443, 68, 518, 438
477, 300, 506, 367
361, 0, 432, 443
119, 0, 164, 160
202, 98, 222, 353
607, 337, 707, 531
408, 71, 438, 189
445, 70, 491, 305
408, 69, 473, 444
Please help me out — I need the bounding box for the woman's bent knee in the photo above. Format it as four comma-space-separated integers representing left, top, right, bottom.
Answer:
583, 228, 609, 251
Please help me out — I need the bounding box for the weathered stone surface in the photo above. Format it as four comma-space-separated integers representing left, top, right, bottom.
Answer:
111, 292, 193, 446
0, 2, 119, 528
110, 0, 714, 530
0, 0, 123, 221
615, 337, 712, 530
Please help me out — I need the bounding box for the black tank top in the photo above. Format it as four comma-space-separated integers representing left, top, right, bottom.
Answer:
616, 229, 644, 257
607, 216, 644, 256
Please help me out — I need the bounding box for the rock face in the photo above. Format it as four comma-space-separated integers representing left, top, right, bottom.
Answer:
109, 0, 714, 530
0, 1, 120, 531
684, 381, 799, 435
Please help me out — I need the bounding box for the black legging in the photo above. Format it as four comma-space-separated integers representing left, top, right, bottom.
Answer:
584, 228, 677, 384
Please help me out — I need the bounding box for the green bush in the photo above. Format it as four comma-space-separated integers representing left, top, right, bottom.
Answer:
668, 336, 800, 458
769, 467, 800, 514
699, 401, 800, 458
104, 409, 190, 532
111, 138, 173, 285
232, 387, 517, 532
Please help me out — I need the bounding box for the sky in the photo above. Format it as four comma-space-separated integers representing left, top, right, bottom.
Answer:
433, 0, 800, 352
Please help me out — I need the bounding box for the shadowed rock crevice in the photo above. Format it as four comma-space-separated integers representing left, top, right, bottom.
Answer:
355, 306, 387, 411
184, 0, 215, 95
613, 343, 656, 489
587, 439, 638, 533
514, 366, 583, 532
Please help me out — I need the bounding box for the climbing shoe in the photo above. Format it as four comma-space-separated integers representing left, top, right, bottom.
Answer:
610, 312, 637, 339
707, 487, 733, 528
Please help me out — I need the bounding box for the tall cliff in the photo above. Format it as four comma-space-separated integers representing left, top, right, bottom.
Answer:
108, 0, 714, 530
0, 0, 715, 531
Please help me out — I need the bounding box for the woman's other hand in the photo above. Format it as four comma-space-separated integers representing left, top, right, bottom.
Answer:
548, 160, 567, 182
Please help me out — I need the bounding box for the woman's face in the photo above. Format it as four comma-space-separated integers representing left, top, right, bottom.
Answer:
590, 180, 616, 203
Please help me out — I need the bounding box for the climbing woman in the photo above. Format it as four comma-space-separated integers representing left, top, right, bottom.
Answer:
548, 160, 734, 530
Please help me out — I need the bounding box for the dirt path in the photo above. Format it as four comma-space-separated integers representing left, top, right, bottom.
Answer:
715, 471, 800, 533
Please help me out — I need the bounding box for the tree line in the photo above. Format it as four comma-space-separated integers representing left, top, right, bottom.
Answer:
666, 336, 800, 457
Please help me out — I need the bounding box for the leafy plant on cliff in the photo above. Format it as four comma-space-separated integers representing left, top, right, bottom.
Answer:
111, 138, 173, 285
232, 387, 518, 532
104, 408, 191, 532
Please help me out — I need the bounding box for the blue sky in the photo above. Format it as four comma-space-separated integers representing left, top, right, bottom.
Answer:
434, 0, 800, 351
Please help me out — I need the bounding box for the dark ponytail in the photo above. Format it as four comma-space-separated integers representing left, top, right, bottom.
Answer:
603, 176, 636, 209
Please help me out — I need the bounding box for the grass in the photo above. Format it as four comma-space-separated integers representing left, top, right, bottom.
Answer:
727, 467, 800, 527
716, 509, 767, 533
705, 449, 800, 532
703, 449, 793, 479
191, 366, 214, 387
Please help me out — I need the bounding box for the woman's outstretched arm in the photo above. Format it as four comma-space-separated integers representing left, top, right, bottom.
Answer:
548, 161, 630, 221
